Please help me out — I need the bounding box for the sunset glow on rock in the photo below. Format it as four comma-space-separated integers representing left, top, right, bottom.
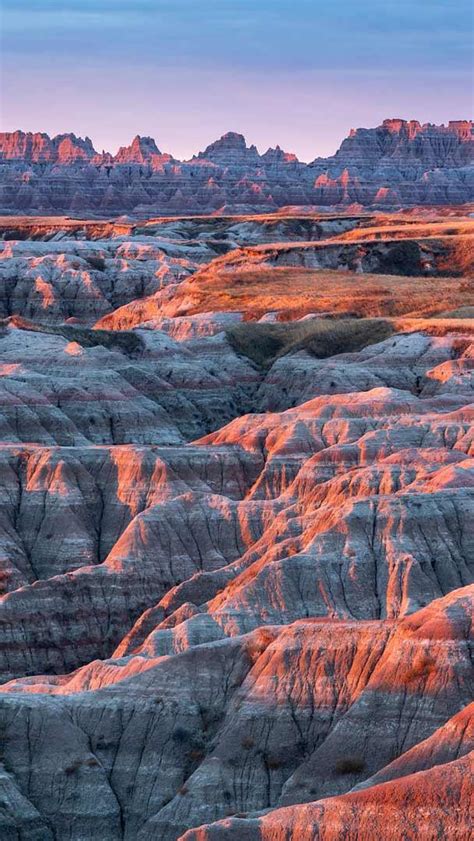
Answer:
0, 1, 472, 838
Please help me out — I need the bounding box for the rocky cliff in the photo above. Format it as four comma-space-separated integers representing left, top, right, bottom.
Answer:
0, 119, 472, 214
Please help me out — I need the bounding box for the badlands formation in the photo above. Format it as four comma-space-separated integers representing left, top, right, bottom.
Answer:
0, 207, 472, 840
0, 119, 473, 215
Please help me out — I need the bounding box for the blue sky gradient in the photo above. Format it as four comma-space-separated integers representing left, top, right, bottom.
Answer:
1, 0, 472, 160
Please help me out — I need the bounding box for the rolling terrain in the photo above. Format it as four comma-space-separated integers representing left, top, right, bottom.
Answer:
0, 210, 472, 840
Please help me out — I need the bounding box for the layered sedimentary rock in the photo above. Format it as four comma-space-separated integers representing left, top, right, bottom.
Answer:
0, 318, 261, 450
0, 119, 472, 214
183, 753, 472, 840
1, 589, 472, 840
309, 119, 474, 207
0, 239, 201, 324
0, 212, 472, 839
0, 323, 472, 675
0, 131, 96, 164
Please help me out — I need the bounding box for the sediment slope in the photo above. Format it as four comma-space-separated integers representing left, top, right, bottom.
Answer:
0, 211, 472, 840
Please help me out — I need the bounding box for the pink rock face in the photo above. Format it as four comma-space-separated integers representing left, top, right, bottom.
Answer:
114, 135, 163, 165
0, 130, 96, 163
0, 212, 472, 840
0, 119, 472, 214
181, 751, 473, 840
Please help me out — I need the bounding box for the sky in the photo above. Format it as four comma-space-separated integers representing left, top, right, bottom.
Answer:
1, 0, 473, 161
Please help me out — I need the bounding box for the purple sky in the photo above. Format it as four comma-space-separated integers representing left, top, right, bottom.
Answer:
1, 1, 473, 161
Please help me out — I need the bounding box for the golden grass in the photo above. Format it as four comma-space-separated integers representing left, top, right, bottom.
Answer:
393, 317, 474, 337
178, 267, 474, 322
336, 218, 474, 242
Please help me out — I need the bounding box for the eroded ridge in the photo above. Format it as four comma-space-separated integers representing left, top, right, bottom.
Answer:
0, 211, 472, 840
1, 119, 473, 214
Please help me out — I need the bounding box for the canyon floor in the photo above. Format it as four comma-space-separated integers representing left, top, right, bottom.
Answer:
0, 210, 473, 840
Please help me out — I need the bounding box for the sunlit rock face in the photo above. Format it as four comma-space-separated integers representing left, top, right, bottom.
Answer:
0, 239, 200, 324
181, 751, 472, 841
0, 119, 472, 214
0, 130, 96, 163
0, 211, 472, 840
309, 119, 474, 206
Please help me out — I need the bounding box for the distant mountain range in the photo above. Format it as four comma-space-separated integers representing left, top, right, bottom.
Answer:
1, 119, 472, 214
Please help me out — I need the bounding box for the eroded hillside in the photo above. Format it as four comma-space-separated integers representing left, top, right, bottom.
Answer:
0, 211, 472, 840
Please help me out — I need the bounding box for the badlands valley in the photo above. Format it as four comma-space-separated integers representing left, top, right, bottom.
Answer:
0, 134, 473, 841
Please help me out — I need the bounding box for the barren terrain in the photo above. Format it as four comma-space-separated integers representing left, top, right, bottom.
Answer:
1, 119, 473, 213
0, 210, 472, 840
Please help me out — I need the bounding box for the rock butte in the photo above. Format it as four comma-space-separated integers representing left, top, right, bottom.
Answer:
0, 204, 472, 840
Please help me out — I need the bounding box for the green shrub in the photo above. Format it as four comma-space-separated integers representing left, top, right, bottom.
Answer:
86, 255, 106, 272
226, 317, 394, 368
335, 757, 365, 775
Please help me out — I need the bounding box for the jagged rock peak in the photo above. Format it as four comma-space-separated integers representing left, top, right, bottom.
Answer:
380, 118, 422, 134
348, 118, 473, 140
55, 134, 97, 163
0, 130, 97, 163
1, 118, 473, 211
261, 144, 299, 163
113, 134, 162, 164
198, 131, 259, 161
312, 117, 474, 169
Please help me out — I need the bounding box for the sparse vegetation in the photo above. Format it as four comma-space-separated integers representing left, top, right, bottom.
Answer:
266, 757, 284, 770
172, 726, 192, 743
165, 256, 473, 324
0, 316, 144, 356
86, 255, 106, 272
172, 726, 206, 763
263, 750, 285, 770
226, 317, 394, 367
95, 735, 115, 749
64, 759, 84, 775
65, 756, 100, 774
435, 305, 474, 319
378, 241, 423, 276
188, 748, 205, 761
335, 757, 366, 775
